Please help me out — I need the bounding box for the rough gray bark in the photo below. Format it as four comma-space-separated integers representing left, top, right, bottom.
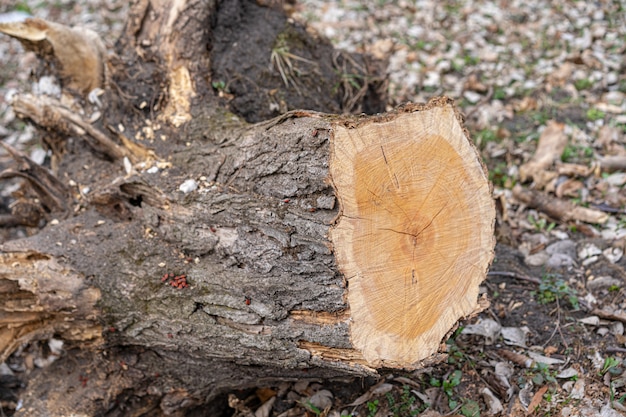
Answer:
1, 112, 376, 417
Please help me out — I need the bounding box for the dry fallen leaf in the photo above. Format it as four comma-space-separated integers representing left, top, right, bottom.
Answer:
0, 16, 106, 95
519, 121, 568, 185
526, 385, 548, 415
555, 178, 583, 198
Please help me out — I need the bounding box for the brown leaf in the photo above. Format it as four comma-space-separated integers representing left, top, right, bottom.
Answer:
556, 162, 593, 177
547, 62, 574, 87
543, 346, 558, 356
519, 121, 568, 184
555, 178, 583, 198
0, 17, 105, 95
514, 96, 538, 112
256, 388, 277, 403
465, 73, 488, 93
526, 385, 548, 415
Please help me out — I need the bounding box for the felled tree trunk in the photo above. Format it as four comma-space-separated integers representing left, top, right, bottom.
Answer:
0, 1, 494, 415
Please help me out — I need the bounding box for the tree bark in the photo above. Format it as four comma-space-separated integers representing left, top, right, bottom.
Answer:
0, 1, 494, 415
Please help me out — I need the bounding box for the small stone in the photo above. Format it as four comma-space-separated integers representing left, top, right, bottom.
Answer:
293, 380, 309, 394
179, 179, 198, 193
606, 72, 618, 85
546, 239, 576, 258
463, 90, 482, 104
309, 390, 333, 410
423, 71, 440, 87
556, 368, 579, 379
587, 275, 622, 291
550, 230, 570, 240
48, 338, 64, 355
525, 251, 549, 267
30, 147, 47, 165
578, 243, 602, 260
610, 321, 624, 336
597, 327, 610, 336
582, 255, 599, 266
603, 247, 623, 263
546, 253, 575, 268
605, 91, 624, 104
601, 229, 617, 240
605, 173, 626, 187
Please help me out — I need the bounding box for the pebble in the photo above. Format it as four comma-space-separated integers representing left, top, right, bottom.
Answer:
30, 147, 47, 165
603, 247, 623, 263
587, 276, 622, 291
546, 253, 575, 268
525, 252, 549, 267
610, 321, 624, 336
179, 179, 198, 193
597, 327, 610, 336
547, 239, 577, 258
0, 362, 13, 376
463, 91, 482, 104
604, 173, 626, 187
582, 255, 599, 266
578, 243, 602, 261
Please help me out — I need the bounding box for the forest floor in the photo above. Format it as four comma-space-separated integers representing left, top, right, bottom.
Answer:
1, 0, 626, 416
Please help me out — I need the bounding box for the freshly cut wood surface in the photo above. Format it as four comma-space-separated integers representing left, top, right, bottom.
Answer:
330, 97, 495, 367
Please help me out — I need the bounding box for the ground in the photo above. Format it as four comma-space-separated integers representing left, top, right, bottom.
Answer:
1, 0, 626, 416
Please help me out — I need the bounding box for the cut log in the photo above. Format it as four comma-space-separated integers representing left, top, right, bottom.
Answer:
1, 99, 494, 414
330, 100, 494, 367
0, 1, 494, 414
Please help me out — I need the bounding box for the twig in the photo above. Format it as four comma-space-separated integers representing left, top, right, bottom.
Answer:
543, 297, 569, 350
11, 94, 130, 161
512, 184, 608, 224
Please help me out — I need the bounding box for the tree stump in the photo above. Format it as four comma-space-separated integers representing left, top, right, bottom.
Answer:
0, 1, 494, 415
